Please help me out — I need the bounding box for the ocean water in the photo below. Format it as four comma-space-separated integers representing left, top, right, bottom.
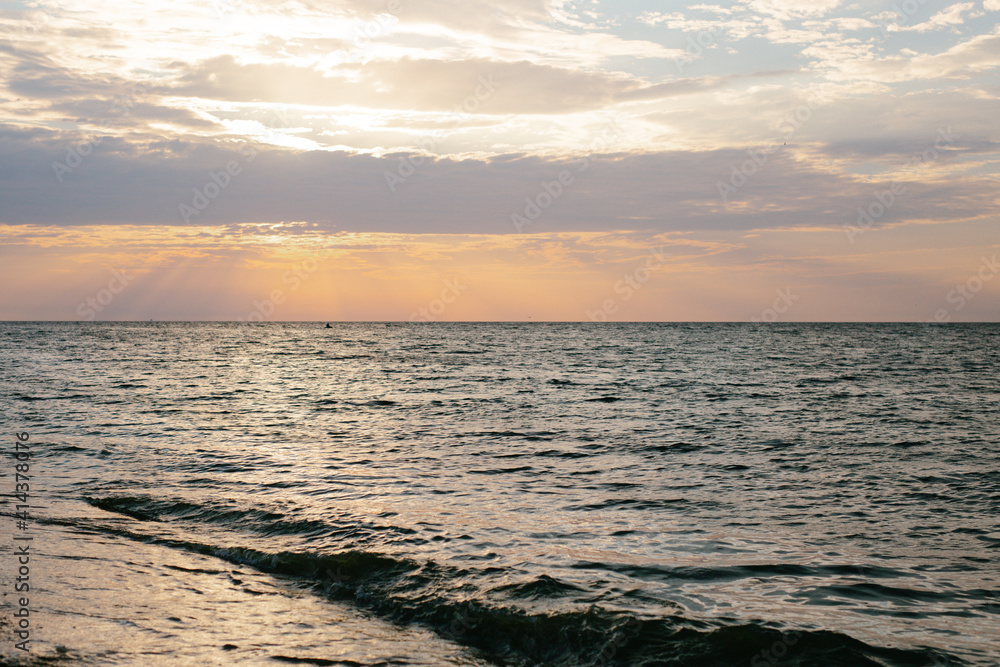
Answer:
1, 322, 998, 666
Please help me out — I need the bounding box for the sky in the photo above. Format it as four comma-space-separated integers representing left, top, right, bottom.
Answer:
0, 0, 998, 321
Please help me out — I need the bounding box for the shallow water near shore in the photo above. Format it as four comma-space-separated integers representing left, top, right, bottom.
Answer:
1, 322, 998, 665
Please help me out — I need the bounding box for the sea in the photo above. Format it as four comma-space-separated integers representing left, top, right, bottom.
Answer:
1, 322, 998, 666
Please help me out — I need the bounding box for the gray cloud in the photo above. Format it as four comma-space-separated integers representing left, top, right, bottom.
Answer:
1, 124, 995, 234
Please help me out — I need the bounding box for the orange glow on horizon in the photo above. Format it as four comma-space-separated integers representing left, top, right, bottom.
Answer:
1, 223, 997, 322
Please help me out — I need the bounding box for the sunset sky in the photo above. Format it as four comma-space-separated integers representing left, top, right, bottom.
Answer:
1, 0, 998, 321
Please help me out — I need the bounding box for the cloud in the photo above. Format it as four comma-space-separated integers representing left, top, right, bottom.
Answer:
888, 2, 980, 32
45, 99, 217, 130
299, 0, 555, 32
1, 122, 996, 239
0, 43, 220, 135
826, 27, 1000, 81
745, 0, 842, 20
162, 55, 728, 114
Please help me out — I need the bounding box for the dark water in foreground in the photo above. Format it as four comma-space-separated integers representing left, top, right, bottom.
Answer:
1, 322, 998, 666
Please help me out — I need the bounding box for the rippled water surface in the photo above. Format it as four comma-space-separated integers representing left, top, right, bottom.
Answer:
1, 322, 998, 666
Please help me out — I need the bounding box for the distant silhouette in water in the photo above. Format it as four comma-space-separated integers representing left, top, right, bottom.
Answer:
325, 323, 332, 328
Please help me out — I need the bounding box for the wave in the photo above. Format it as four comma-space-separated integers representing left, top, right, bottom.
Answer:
83, 495, 415, 542
313, 397, 397, 409
37, 501, 959, 667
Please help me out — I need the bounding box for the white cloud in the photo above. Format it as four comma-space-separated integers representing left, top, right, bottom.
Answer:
639, 11, 762, 41
158, 55, 726, 116
889, 2, 979, 32
745, 0, 842, 20
828, 27, 1000, 81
